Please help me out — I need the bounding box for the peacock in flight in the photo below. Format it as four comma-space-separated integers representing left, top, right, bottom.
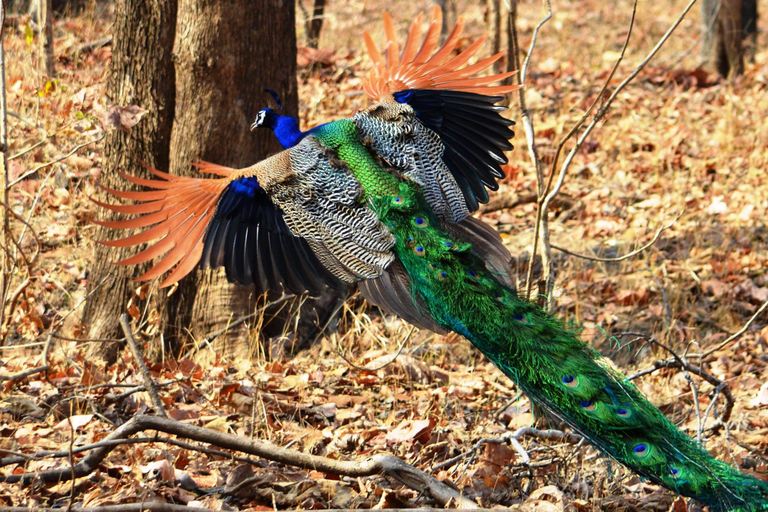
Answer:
94, 7, 768, 511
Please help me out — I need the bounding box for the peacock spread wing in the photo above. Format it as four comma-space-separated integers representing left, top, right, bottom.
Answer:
362, 6, 520, 211
95, 136, 395, 291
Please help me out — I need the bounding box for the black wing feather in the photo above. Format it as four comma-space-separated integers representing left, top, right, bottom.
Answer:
200, 182, 342, 295
393, 89, 515, 211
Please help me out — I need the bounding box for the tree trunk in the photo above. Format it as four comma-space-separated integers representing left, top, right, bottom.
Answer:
39, 0, 55, 77
742, 0, 757, 61
702, 0, 744, 77
306, 0, 325, 49
165, 0, 298, 350
84, 0, 177, 363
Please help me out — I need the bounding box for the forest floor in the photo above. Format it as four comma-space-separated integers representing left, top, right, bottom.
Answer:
0, 0, 767, 510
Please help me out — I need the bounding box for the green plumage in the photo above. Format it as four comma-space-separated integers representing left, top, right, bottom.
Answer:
312, 119, 768, 512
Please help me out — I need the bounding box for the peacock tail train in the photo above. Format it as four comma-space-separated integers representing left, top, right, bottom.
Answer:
94, 7, 768, 511
310, 119, 768, 512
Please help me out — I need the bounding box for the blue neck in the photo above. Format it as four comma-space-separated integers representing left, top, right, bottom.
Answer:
272, 115, 307, 149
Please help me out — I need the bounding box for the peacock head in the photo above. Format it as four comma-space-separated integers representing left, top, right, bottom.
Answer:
250, 108, 278, 131
251, 88, 284, 131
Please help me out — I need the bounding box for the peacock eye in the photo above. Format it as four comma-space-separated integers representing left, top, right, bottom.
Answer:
513, 313, 525, 322
580, 400, 595, 410
413, 245, 425, 256
444, 241, 453, 248
617, 407, 631, 418
392, 195, 404, 205
412, 217, 428, 228
669, 467, 680, 478
633, 443, 648, 455
437, 270, 448, 280
561, 375, 578, 387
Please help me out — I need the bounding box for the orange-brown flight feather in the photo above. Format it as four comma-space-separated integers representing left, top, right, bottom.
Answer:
362, 6, 521, 101
94, 162, 235, 288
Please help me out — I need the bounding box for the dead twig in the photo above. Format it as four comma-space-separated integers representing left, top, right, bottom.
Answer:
336, 325, 414, 371
8, 133, 105, 187
551, 214, 680, 263
0, 506, 204, 512
507, 0, 550, 298
0, 364, 48, 382
119, 313, 168, 418
186, 293, 297, 358
431, 426, 581, 471
534, 1, 638, 306
477, 192, 576, 214
701, 298, 768, 358
625, 333, 734, 435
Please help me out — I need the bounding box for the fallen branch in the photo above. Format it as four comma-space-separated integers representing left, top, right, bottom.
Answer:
0, 414, 477, 508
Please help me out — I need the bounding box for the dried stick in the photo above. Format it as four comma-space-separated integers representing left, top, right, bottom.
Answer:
8, 133, 105, 187
0, 506, 200, 512
700, 298, 768, 358
507, 0, 550, 298
335, 325, 414, 371
0, 363, 48, 382
625, 333, 734, 435
0, 0, 8, 335
119, 313, 168, 418
194, 293, 296, 345
432, 427, 581, 471
0, 508, 477, 512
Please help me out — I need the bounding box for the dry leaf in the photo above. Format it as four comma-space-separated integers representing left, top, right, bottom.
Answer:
99, 104, 147, 132
386, 418, 435, 445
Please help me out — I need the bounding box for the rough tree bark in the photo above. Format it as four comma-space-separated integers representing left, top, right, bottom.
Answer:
702, 0, 744, 77
742, 0, 758, 60
83, 0, 177, 362
39, 0, 55, 77
305, 0, 325, 49
164, 0, 299, 349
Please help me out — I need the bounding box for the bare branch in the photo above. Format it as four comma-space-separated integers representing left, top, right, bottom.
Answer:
701, 299, 768, 358
625, 333, 734, 435
8, 134, 105, 188
431, 426, 581, 471
335, 325, 414, 371
535, 1, 638, 306
551, 214, 679, 263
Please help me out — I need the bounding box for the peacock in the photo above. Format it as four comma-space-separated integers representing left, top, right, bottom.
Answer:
94, 7, 768, 511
